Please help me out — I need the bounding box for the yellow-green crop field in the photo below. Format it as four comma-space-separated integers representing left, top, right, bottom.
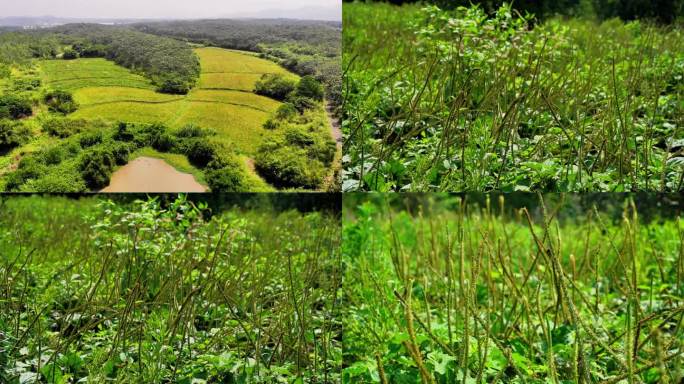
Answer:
195, 48, 297, 91
199, 72, 267, 91
73, 87, 184, 105
43, 48, 290, 160
41, 58, 154, 91
176, 102, 272, 154
187, 89, 281, 112
196, 47, 294, 76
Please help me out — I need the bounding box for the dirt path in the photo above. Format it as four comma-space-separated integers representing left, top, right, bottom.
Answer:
101, 157, 206, 192
323, 103, 342, 191
327, 104, 343, 150
244, 157, 256, 173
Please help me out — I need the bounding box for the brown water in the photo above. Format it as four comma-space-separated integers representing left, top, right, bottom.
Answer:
101, 157, 206, 192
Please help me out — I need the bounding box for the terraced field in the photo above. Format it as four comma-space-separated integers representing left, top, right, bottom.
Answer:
43, 47, 293, 157
41, 59, 154, 91
196, 47, 297, 91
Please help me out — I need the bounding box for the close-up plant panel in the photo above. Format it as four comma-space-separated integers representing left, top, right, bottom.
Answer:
343, 1, 684, 192
342, 194, 684, 383
0, 195, 342, 383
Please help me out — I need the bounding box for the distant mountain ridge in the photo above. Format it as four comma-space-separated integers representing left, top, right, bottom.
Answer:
0, 16, 147, 27
227, 5, 341, 21
0, 4, 341, 27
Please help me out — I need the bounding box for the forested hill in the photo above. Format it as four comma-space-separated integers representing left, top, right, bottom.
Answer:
133, 19, 342, 114
133, 19, 341, 52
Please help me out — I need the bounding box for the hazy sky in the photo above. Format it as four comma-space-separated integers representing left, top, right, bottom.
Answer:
1, 0, 341, 19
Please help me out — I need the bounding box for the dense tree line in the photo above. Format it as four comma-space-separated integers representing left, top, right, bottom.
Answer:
593, 0, 684, 23
133, 19, 342, 114
0, 32, 60, 64
352, 0, 684, 23
133, 19, 340, 54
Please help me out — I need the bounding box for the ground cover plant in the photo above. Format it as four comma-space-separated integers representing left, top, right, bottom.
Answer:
342, 193, 684, 383
0, 194, 342, 383
0, 22, 338, 192
343, 2, 684, 192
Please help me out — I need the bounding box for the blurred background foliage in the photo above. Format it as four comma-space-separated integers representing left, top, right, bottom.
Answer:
343, 0, 684, 24
343, 193, 684, 223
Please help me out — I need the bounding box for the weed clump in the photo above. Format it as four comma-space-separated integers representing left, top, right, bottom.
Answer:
343, 2, 684, 192
0, 195, 342, 382
343, 194, 684, 383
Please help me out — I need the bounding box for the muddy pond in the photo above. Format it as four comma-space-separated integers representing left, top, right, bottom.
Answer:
101, 157, 206, 192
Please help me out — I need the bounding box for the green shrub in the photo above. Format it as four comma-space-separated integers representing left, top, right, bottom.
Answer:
295, 75, 324, 101
133, 123, 169, 148
285, 127, 316, 146
110, 142, 132, 165
39, 146, 68, 166
113, 122, 135, 142
25, 168, 86, 192
62, 49, 79, 60
0, 95, 33, 119
157, 76, 191, 94
79, 148, 115, 189
0, 119, 31, 152
206, 167, 249, 191
203, 152, 250, 191
78, 131, 104, 148
44, 90, 79, 114
11, 78, 41, 92
74, 43, 107, 58
112, 122, 179, 152
263, 118, 279, 130
4, 157, 46, 191
276, 103, 298, 119
42, 117, 88, 138
183, 139, 217, 168
175, 124, 213, 138
253, 113, 335, 190
151, 133, 175, 152
287, 95, 317, 112
254, 73, 297, 100
0, 64, 10, 79
255, 146, 325, 189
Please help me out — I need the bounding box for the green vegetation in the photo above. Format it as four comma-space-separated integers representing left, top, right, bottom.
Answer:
0, 28, 337, 191
343, 193, 684, 383
256, 110, 337, 189
61, 48, 78, 60
0, 194, 341, 383
41, 58, 155, 92
296, 75, 325, 102
343, 2, 684, 192
371, 0, 684, 23
133, 19, 343, 116
255, 73, 297, 101
0, 119, 31, 152
0, 94, 32, 119
56, 25, 200, 94
44, 90, 78, 114
1, 118, 267, 192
